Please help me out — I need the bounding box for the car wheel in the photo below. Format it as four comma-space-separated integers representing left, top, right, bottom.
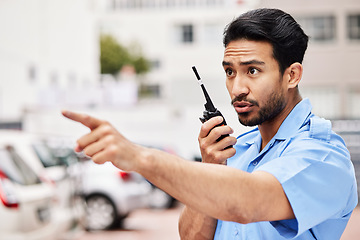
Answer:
85, 194, 119, 231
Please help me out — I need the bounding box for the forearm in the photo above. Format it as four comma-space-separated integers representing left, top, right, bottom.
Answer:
134, 147, 293, 224
135, 148, 253, 223
179, 206, 217, 240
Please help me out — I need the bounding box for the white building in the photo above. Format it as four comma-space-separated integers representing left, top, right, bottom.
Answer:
96, 0, 260, 104
9, 0, 260, 159
95, 0, 360, 120
0, 0, 99, 120
259, 0, 360, 119
85, 0, 360, 158
89, 0, 261, 158
2, 0, 360, 159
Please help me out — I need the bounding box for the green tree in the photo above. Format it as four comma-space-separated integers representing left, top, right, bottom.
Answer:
132, 55, 150, 74
100, 35, 150, 76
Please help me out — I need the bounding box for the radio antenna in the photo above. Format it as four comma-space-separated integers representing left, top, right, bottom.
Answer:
192, 66, 216, 112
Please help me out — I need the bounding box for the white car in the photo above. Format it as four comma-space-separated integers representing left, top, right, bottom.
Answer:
0, 130, 85, 239
0, 145, 58, 240
80, 160, 152, 231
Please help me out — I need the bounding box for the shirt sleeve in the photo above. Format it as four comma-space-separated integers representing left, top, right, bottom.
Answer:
256, 136, 355, 238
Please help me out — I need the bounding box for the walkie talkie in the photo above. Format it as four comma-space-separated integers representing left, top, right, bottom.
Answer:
192, 66, 230, 144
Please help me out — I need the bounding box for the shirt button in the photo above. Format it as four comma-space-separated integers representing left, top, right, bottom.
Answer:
252, 161, 258, 166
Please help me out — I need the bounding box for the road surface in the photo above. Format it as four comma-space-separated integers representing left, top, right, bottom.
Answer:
76, 204, 360, 240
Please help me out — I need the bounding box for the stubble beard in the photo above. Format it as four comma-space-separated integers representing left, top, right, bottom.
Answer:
236, 91, 286, 127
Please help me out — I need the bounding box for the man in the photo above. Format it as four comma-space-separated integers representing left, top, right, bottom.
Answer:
62, 8, 357, 240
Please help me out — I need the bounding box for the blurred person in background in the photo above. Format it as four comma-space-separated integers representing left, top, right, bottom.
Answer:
62, 8, 357, 240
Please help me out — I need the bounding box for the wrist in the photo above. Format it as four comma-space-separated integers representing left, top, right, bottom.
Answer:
134, 145, 155, 174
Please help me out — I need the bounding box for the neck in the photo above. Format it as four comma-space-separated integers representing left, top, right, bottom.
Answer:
258, 95, 302, 151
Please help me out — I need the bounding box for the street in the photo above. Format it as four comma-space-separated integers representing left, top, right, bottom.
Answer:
76, 203, 184, 240
76, 204, 360, 240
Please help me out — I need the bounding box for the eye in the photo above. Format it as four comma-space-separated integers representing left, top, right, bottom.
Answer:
248, 67, 259, 75
225, 68, 234, 77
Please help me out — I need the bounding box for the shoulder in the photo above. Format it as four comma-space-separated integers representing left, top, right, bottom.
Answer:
309, 116, 331, 141
294, 115, 348, 154
276, 115, 352, 176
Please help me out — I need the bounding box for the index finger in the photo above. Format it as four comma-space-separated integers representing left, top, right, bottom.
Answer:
199, 116, 224, 138
62, 110, 103, 130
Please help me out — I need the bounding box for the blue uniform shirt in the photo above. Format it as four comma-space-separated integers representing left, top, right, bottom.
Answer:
214, 98, 358, 240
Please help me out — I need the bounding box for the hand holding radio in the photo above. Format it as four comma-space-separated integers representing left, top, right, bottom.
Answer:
192, 66, 228, 128
192, 66, 236, 163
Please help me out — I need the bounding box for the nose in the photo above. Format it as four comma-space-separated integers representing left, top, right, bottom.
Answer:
228, 75, 249, 98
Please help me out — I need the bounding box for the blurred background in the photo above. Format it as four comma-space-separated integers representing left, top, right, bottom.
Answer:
0, 0, 360, 239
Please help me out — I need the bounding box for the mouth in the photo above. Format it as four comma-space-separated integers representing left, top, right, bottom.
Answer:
233, 101, 255, 114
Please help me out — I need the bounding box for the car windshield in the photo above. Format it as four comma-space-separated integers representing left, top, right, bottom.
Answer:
0, 146, 41, 185
32, 142, 63, 167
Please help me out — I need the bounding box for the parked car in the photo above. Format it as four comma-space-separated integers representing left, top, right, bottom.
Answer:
144, 145, 178, 209
0, 145, 58, 240
80, 159, 152, 231
146, 184, 177, 209
0, 130, 85, 239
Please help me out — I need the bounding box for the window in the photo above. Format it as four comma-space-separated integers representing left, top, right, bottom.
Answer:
111, 0, 227, 10
139, 83, 161, 98
150, 59, 161, 70
166, 0, 175, 7
50, 71, 59, 85
181, 24, 194, 43
348, 87, 360, 118
297, 16, 336, 42
111, 0, 116, 10
301, 86, 340, 119
32, 142, 63, 168
67, 72, 77, 86
347, 14, 360, 40
28, 65, 37, 83
0, 146, 41, 185
172, 23, 195, 44
206, 0, 218, 5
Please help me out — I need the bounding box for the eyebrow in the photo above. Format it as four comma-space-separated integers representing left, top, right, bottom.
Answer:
222, 60, 265, 67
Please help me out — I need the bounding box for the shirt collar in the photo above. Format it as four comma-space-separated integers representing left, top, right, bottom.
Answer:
274, 98, 313, 140
244, 98, 313, 145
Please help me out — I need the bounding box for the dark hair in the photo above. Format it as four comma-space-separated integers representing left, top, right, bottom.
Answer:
223, 8, 309, 74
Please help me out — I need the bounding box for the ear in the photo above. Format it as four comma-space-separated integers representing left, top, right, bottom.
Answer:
284, 62, 303, 89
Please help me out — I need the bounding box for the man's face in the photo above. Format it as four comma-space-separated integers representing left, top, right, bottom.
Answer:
223, 39, 287, 127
